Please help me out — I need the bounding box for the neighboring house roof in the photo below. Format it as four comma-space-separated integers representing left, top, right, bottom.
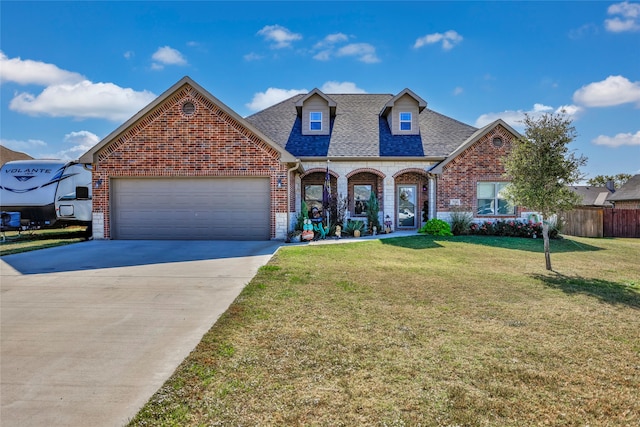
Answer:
80, 76, 296, 164
0, 145, 33, 166
244, 93, 478, 159
568, 186, 613, 207
608, 174, 640, 202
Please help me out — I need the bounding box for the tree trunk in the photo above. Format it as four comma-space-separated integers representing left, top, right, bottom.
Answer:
542, 221, 552, 271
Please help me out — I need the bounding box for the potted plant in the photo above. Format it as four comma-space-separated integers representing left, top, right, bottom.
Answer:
345, 219, 364, 237
287, 229, 302, 243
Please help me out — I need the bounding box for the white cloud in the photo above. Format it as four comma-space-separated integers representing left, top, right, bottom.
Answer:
1, 132, 101, 161
0, 51, 84, 86
54, 131, 101, 159
453, 87, 464, 96
313, 33, 351, 61
532, 103, 553, 113
569, 23, 599, 39
320, 81, 366, 94
63, 130, 100, 148
246, 87, 308, 111
605, 1, 640, 32
246, 82, 367, 112
1, 52, 157, 123
257, 25, 302, 49
555, 104, 583, 116
123, 51, 134, 60
151, 46, 187, 68
336, 43, 380, 63
311, 33, 379, 63
573, 75, 640, 107
313, 33, 349, 49
313, 50, 333, 61
243, 52, 264, 61
9, 80, 157, 121
593, 130, 640, 147
0, 138, 47, 153
475, 103, 582, 129
414, 30, 463, 50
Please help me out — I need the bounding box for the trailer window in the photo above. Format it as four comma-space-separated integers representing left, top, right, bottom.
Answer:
76, 186, 89, 199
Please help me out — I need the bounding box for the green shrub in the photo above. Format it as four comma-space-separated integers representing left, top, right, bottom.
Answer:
468, 219, 560, 239
419, 219, 453, 236
450, 209, 474, 235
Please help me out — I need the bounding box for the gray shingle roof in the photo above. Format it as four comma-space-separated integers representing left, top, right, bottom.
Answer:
244, 93, 478, 158
608, 174, 640, 202
568, 186, 613, 206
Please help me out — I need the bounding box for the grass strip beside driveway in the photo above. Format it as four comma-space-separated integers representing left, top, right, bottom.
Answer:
130, 236, 640, 426
1, 227, 88, 256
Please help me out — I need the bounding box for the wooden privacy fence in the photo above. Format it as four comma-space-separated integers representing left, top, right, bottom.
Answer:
603, 209, 640, 238
562, 208, 603, 237
562, 208, 640, 238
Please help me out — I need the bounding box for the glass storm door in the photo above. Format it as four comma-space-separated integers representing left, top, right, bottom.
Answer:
397, 185, 417, 228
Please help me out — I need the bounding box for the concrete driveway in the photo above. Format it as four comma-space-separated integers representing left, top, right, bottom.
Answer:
0, 239, 281, 427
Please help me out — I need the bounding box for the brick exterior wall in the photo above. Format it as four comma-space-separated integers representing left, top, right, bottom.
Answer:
92, 84, 288, 239
437, 124, 519, 217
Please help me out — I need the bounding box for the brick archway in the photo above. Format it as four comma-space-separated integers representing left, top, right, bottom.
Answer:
346, 168, 386, 179
394, 169, 429, 229
347, 170, 384, 217
301, 168, 340, 179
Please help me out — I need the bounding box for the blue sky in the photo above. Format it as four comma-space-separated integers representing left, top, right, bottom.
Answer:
1, 1, 639, 180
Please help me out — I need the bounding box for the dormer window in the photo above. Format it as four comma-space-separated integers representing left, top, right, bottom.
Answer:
380, 89, 426, 136
399, 112, 412, 131
310, 112, 322, 131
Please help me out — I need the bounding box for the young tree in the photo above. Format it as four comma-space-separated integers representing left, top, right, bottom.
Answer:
503, 113, 587, 271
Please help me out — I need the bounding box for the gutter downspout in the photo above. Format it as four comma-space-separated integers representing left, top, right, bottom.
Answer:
286, 160, 301, 236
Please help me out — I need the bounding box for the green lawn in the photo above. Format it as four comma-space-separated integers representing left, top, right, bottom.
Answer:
128, 235, 640, 426
0, 226, 89, 256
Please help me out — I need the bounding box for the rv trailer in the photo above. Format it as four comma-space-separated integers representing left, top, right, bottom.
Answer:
0, 159, 92, 230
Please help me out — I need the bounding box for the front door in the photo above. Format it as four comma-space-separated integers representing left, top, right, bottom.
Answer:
397, 185, 417, 228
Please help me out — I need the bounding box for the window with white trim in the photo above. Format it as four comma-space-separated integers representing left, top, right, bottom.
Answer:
399, 112, 412, 131
310, 112, 322, 130
477, 182, 514, 215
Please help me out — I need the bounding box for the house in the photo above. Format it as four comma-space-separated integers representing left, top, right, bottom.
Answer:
1, 145, 32, 166
607, 174, 640, 209
80, 76, 526, 240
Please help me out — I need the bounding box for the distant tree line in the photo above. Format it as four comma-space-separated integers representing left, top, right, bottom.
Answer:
586, 173, 632, 189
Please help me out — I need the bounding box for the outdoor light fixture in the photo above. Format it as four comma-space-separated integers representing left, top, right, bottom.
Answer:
277, 178, 283, 189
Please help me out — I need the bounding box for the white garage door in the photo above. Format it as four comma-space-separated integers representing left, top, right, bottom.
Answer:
111, 178, 270, 240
